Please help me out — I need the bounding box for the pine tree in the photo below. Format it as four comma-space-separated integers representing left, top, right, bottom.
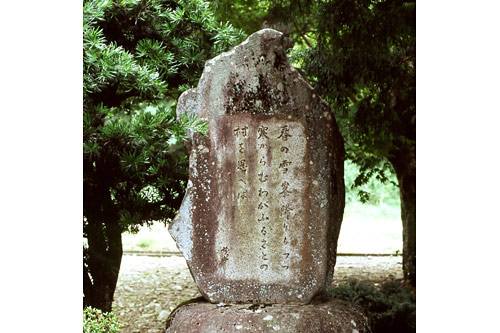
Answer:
83, 0, 244, 311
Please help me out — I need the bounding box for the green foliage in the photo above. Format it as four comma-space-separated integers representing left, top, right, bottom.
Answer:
83, 100, 196, 233
83, 0, 245, 311
83, 307, 123, 333
344, 160, 398, 206
83, 0, 244, 233
294, 0, 415, 190
216, 0, 414, 199
212, 0, 272, 34
329, 279, 415, 333
83, 0, 245, 102
136, 237, 154, 248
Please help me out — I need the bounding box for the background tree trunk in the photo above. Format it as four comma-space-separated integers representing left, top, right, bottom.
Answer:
389, 144, 416, 287
83, 218, 123, 312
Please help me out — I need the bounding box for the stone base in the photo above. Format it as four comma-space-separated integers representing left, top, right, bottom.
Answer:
165, 297, 371, 332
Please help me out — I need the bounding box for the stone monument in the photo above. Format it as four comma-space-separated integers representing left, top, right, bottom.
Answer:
166, 29, 371, 332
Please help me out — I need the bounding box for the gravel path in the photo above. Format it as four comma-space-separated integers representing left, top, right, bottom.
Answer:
113, 254, 402, 332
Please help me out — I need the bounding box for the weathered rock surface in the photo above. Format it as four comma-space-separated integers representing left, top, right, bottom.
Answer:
165, 297, 371, 333
169, 29, 345, 304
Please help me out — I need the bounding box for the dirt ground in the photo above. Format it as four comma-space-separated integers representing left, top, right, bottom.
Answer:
113, 254, 403, 332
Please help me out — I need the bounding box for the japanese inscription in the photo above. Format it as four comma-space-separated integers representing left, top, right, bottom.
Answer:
215, 117, 307, 282
169, 28, 345, 304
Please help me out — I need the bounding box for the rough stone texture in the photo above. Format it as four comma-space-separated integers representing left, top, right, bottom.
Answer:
169, 29, 345, 304
165, 297, 371, 333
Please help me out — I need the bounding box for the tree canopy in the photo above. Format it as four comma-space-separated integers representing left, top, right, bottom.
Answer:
215, 0, 416, 285
292, 0, 416, 285
296, 0, 415, 193
83, 0, 244, 311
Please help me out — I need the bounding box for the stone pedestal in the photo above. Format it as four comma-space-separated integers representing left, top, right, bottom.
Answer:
165, 297, 371, 333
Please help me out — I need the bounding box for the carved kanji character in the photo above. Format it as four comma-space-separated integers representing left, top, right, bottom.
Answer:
277, 125, 292, 141
279, 160, 292, 173
280, 204, 292, 219
279, 181, 292, 197
233, 126, 248, 137
220, 247, 229, 263
237, 159, 248, 172
257, 126, 269, 139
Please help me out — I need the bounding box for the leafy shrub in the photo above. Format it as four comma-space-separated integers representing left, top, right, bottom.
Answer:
136, 238, 154, 248
328, 279, 415, 333
344, 160, 400, 206
83, 306, 123, 333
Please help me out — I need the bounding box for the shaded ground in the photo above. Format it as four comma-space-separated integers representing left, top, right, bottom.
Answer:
113, 254, 403, 333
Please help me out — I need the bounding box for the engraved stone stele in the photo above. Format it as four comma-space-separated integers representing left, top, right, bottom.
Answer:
169, 29, 345, 305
